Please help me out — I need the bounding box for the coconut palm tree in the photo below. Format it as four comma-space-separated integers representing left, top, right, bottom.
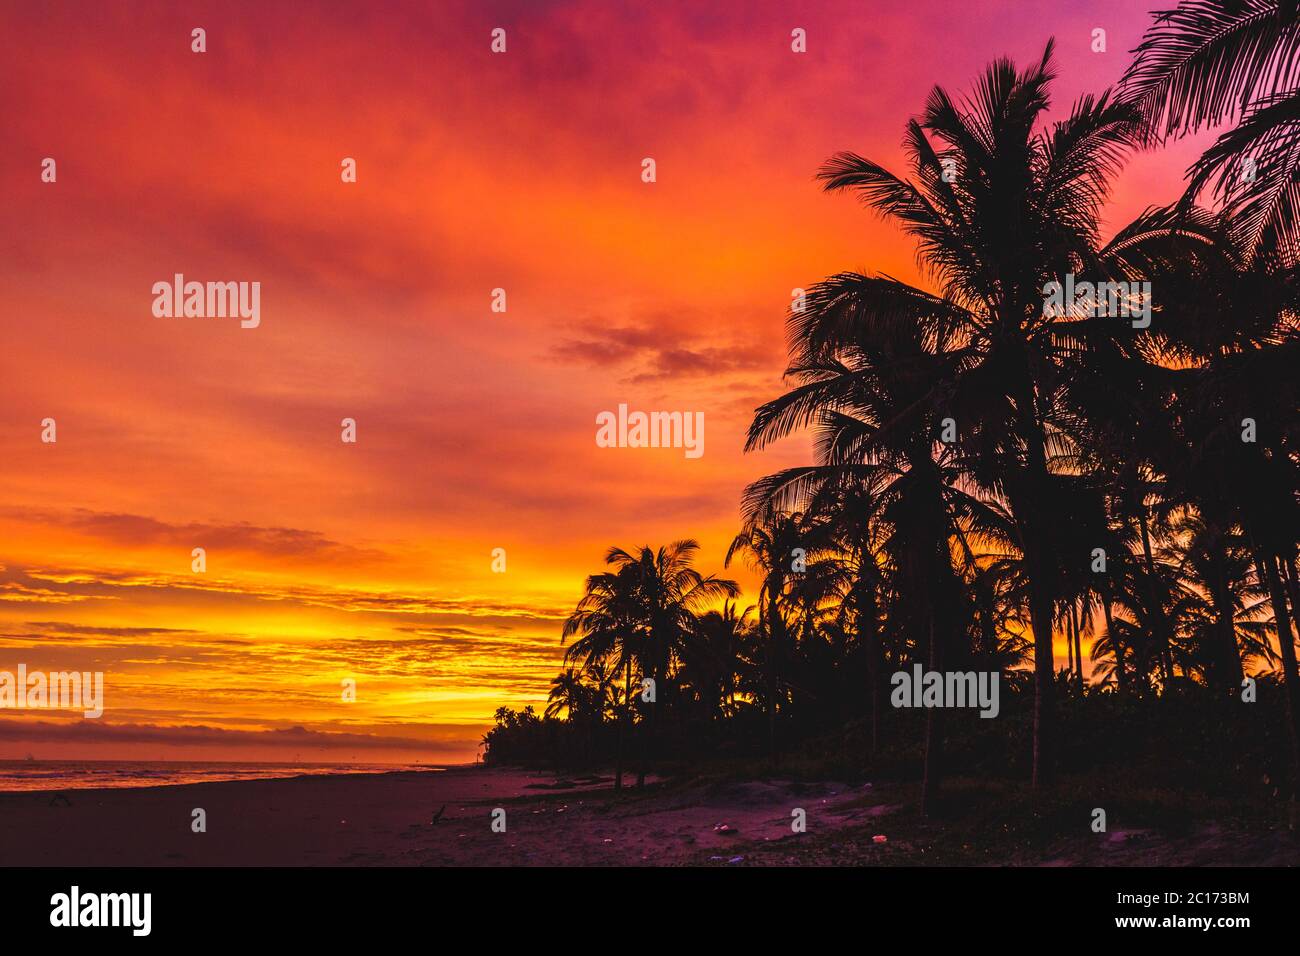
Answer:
561, 563, 641, 789
796, 40, 1193, 788
819, 481, 893, 756
603, 541, 739, 787
685, 601, 755, 720
1121, 0, 1300, 262
742, 260, 1001, 811
515, 29, 1300, 817
726, 513, 809, 761
544, 668, 589, 721
1132, 207, 1300, 789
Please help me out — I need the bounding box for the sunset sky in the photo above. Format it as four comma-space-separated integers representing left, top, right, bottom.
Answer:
0, 1, 1211, 762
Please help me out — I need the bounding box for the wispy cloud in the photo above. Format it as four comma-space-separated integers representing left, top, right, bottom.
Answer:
552, 314, 775, 383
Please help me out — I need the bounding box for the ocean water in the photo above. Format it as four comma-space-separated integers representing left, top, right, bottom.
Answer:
0, 760, 441, 792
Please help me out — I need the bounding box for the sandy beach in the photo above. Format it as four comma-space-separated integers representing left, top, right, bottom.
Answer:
0, 765, 1296, 866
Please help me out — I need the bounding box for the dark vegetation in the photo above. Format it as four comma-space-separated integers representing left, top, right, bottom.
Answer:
487, 5, 1300, 827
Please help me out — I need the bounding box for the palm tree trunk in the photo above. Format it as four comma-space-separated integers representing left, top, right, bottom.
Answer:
1136, 508, 1173, 689
1022, 536, 1057, 789
637, 655, 658, 789
1102, 596, 1125, 693
726, 631, 736, 714
1283, 555, 1300, 668
920, 614, 945, 816
614, 658, 631, 791
1209, 565, 1244, 693
1006, 392, 1058, 791
1255, 549, 1300, 812
1065, 607, 1075, 680
918, 491, 957, 817
765, 582, 782, 764
1071, 601, 1084, 691
864, 580, 881, 761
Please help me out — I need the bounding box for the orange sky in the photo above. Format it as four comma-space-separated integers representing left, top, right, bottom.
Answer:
0, 1, 1212, 762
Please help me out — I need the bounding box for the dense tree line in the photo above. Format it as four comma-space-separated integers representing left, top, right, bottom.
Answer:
486, 6, 1300, 815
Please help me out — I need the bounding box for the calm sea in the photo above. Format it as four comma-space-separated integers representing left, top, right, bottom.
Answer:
0, 760, 443, 792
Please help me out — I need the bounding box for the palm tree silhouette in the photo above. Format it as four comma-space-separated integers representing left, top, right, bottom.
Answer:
563, 541, 737, 789
562, 563, 641, 789
483, 34, 1300, 831
726, 513, 808, 761
1122, 0, 1300, 262
783, 40, 1168, 788
684, 600, 755, 720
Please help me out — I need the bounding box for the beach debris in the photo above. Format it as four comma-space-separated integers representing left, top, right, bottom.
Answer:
431, 804, 446, 825
713, 822, 737, 835
872, 834, 888, 844
602, 838, 614, 844
728, 856, 745, 864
